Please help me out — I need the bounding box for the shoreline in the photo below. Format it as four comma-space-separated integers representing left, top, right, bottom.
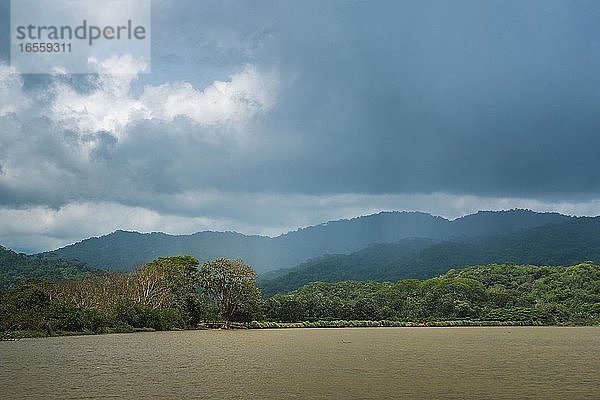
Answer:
3, 319, 598, 340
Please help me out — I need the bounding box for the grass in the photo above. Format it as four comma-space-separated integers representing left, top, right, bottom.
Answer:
0, 325, 157, 339
2, 319, 579, 339
245, 319, 538, 329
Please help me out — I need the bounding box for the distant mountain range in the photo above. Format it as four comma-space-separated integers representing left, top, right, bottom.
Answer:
47, 209, 571, 273
2, 209, 598, 293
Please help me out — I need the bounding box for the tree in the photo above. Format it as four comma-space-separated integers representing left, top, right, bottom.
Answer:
44, 271, 133, 309
198, 258, 261, 322
134, 256, 199, 309
263, 294, 305, 322
1, 281, 51, 333
352, 297, 381, 320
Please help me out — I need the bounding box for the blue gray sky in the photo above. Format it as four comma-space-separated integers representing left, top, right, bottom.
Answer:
1, 0, 600, 252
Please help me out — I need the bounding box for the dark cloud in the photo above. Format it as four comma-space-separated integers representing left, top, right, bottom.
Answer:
256, 0, 600, 198
142, 0, 600, 199
2, 0, 600, 251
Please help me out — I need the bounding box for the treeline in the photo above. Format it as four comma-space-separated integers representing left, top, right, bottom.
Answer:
1, 260, 599, 338
0, 256, 261, 337
263, 263, 600, 324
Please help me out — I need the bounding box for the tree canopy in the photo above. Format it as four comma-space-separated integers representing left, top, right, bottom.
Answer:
1, 261, 599, 337
199, 258, 261, 322
134, 255, 199, 309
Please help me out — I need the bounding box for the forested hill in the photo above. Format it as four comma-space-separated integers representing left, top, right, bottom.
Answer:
0, 246, 96, 291
48, 230, 274, 273
259, 216, 600, 296
262, 263, 600, 324
48, 209, 572, 272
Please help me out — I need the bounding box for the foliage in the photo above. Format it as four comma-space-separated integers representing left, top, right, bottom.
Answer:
134, 256, 199, 309
5, 210, 600, 294
49, 230, 277, 273
245, 319, 532, 329
0, 246, 96, 291
2, 261, 599, 338
199, 258, 262, 322
262, 263, 600, 325
46, 210, 577, 275
0, 256, 205, 335
260, 217, 600, 295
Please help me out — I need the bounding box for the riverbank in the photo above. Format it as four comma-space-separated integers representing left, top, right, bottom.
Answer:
247, 319, 545, 329
5, 318, 598, 339
0, 326, 156, 340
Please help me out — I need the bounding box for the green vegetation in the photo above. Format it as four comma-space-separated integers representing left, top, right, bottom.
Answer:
0, 246, 96, 291
7, 211, 600, 295
0, 256, 262, 338
199, 258, 262, 322
260, 263, 600, 325
2, 260, 599, 338
49, 230, 276, 273
260, 217, 600, 296
247, 319, 534, 329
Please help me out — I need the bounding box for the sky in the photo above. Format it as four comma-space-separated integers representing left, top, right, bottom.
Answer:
1, 0, 600, 252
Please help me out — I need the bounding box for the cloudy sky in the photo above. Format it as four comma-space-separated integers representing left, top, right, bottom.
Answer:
1, 0, 600, 252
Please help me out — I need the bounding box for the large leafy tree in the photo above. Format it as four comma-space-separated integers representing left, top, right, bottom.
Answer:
199, 258, 261, 322
134, 256, 199, 309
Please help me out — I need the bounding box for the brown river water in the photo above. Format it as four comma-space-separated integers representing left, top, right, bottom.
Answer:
1, 327, 599, 399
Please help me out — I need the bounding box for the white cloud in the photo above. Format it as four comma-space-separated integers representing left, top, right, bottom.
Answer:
48, 55, 148, 137
140, 64, 278, 127
47, 57, 278, 138
1, 193, 600, 253
0, 202, 228, 252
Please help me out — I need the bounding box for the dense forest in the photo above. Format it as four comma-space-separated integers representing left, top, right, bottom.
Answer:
263, 263, 600, 324
0, 256, 262, 337
260, 218, 600, 295
2, 256, 599, 338
0, 246, 96, 291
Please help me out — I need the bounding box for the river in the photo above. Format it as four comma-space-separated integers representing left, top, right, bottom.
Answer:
1, 327, 599, 399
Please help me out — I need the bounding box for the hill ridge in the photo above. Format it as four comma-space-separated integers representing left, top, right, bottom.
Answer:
44, 209, 574, 272
259, 215, 600, 295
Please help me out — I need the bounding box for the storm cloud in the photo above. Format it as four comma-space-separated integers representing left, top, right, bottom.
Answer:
1, 0, 600, 251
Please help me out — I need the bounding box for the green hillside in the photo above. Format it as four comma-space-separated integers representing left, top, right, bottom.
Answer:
0, 246, 96, 291
263, 263, 600, 324
259, 217, 600, 295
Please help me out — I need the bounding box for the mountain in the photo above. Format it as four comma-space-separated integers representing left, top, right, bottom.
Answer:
47, 209, 573, 272
0, 245, 97, 291
257, 238, 442, 295
49, 230, 275, 272
259, 216, 600, 295
489, 216, 600, 265
271, 209, 571, 258
449, 209, 573, 237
